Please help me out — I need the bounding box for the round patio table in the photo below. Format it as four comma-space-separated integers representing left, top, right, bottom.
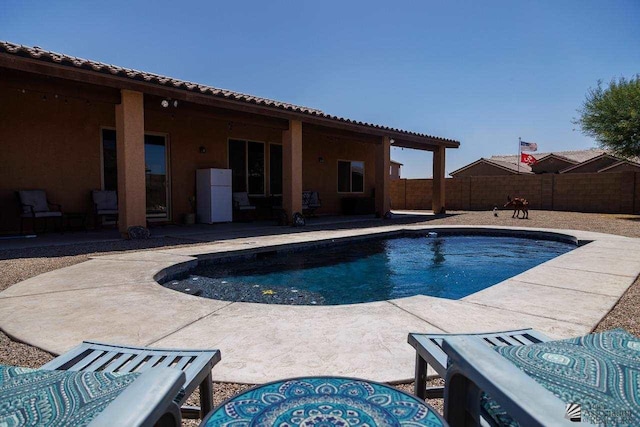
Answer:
202, 376, 446, 426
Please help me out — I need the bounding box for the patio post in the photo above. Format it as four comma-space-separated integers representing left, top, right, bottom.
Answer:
375, 136, 391, 217
115, 89, 147, 236
432, 146, 446, 213
282, 119, 303, 223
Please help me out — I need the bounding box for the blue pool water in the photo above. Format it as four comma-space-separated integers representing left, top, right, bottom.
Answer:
185, 235, 575, 305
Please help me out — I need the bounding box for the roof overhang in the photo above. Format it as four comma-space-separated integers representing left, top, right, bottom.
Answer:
0, 42, 460, 150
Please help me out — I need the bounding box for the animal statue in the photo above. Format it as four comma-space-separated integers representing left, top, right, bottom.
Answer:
504, 196, 529, 219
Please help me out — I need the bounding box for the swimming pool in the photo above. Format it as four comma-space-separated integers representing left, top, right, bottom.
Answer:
165, 234, 575, 305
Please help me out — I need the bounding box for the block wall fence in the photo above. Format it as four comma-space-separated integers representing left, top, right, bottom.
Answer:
390, 171, 640, 214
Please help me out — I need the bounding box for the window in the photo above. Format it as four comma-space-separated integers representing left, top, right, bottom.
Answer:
337, 160, 365, 193
101, 129, 170, 219
228, 139, 265, 195
144, 134, 169, 218
269, 144, 283, 195
102, 129, 117, 191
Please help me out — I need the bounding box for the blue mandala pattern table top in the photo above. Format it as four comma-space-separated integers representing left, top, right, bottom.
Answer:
203, 376, 446, 426
0, 364, 139, 427
484, 328, 640, 426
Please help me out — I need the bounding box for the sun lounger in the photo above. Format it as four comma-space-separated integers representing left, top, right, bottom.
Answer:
42, 341, 221, 420
441, 329, 640, 426
408, 328, 550, 399
0, 364, 184, 427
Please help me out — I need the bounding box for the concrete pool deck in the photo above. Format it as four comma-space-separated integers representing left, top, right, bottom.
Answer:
1, 224, 639, 384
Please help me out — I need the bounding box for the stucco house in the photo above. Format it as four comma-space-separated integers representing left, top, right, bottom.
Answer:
0, 41, 459, 235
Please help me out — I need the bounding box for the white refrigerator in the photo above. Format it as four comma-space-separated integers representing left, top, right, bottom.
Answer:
196, 168, 233, 223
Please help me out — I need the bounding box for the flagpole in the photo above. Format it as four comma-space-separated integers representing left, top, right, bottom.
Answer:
518, 137, 521, 175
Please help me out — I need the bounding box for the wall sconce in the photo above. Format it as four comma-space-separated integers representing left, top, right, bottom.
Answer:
390, 138, 395, 144
318, 156, 325, 163
161, 99, 179, 108
228, 122, 233, 131
199, 146, 207, 154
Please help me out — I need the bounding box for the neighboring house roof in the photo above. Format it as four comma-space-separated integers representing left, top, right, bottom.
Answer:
0, 41, 459, 147
558, 153, 621, 173
390, 160, 403, 166
597, 159, 640, 173
533, 153, 578, 165
450, 158, 533, 176
491, 148, 607, 165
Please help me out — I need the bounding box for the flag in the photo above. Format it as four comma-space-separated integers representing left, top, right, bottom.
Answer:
521, 152, 537, 165
520, 140, 538, 152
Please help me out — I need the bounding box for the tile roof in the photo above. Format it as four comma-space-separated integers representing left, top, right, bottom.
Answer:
449, 158, 533, 175
490, 148, 607, 165
485, 158, 533, 173
0, 41, 459, 145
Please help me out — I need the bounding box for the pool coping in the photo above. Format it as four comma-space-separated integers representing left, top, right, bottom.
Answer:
1, 224, 639, 384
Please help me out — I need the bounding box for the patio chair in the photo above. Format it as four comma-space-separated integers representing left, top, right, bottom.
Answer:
441, 329, 640, 426
16, 189, 63, 234
232, 192, 257, 221
0, 363, 184, 427
302, 191, 321, 217
92, 189, 118, 228
41, 341, 221, 420
408, 328, 550, 399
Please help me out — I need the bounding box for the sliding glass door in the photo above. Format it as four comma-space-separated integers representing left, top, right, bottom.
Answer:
144, 134, 169, 218
101, 129, 170, 220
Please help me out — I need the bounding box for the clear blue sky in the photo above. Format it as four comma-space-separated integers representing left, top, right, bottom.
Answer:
2, 1, 639, 177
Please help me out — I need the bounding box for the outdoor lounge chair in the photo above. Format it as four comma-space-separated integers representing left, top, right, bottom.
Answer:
439, 329, 640, 426
0, 363, 184, 426
408, 328, 550, 399
302, 191, 321, 217
16, 189, 63, 234
92, 190, 119, 228
232, 192, 257, 221
41, 341, 221, 420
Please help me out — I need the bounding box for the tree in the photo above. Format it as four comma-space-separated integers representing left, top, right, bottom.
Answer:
576, 76, 640, 158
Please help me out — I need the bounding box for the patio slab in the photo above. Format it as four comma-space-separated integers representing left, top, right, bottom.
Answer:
1, 225, 638, 383
390, 295, 592, 339
151, 300, 443, 384
0, 258, 194, 298
0, 283, 227, 355
462, 280, 620, 325
510, 265, 634, 296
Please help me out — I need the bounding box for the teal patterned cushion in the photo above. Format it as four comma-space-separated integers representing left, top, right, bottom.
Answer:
481, 329, 640, 426
0, 364, 140, 427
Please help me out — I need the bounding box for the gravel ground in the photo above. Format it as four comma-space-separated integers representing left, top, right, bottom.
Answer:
0, 210, 638, 424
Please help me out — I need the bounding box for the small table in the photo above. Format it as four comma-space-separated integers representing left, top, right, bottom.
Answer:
202, 376, 447, 426
63, 212, 87, 231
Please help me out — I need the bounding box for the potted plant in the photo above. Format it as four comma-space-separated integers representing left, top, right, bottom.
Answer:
184, 195, 196, 225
